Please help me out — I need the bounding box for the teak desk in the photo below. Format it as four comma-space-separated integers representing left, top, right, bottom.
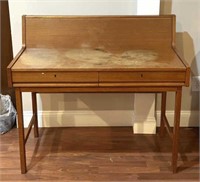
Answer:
7, 15, 190, 174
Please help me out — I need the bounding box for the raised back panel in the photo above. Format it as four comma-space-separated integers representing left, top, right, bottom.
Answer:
24, 16, 175, 50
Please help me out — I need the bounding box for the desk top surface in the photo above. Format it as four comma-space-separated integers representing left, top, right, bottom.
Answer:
12, 47, 186, 71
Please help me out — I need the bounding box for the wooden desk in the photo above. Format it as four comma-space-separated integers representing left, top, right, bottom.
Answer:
7, 15, 190, 174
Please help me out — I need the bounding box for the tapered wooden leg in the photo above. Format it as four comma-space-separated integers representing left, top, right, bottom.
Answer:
15, 88, 27, 174
160, 92, 167, 137
172, 87, 182, 173
32, 92, 39, 137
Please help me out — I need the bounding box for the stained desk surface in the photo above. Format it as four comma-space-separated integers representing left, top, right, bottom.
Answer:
12, 48, 185, 71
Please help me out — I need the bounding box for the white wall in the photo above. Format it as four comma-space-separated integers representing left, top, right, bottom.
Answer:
172, 0, 200, 76
171, 0, 199, 124
9, 0, 138, 56
9, 0, 160, 131
157, 0, 199, 127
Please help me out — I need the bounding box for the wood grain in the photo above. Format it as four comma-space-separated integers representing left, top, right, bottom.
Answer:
172, 47, 190, 86
99, 71, 185, 82
160, 92, 167, 137
12, 71, 98, 83
0, 127, 199, 181
7, 47, 25, 88
15, 88, 27, 173
172, 87, 182, 173
32, 93, 39, 138
13, 83, 185, 88
18, 86, 179, 93
11, 48, 185, 71
25, 16, 174, 49
7, 15, 191, 174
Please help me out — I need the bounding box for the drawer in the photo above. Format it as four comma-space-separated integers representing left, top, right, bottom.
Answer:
12, 71, 98, 83
99, 71, 186, 82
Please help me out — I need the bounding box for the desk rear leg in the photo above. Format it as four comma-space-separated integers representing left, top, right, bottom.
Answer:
160, 92, 167, 137
32, 92, 39, 138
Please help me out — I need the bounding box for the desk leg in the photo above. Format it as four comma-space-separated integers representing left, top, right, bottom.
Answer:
32, 93, 39, 137
172, 87, 182, 173
160, 92, 167, 137
15, 88, 27, 174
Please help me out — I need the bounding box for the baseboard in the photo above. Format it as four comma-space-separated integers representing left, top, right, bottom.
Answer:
22, 110, 134, 128
133, 116, 156, 134
156, 110, 199, 127
21, 110, 199, 128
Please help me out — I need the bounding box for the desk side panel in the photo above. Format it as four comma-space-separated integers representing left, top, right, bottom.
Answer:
172, 47, 190, 87
7, 47, 26, 87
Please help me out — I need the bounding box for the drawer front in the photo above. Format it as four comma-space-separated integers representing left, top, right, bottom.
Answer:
99, 71, 186, 82
12, 71, 98, 83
